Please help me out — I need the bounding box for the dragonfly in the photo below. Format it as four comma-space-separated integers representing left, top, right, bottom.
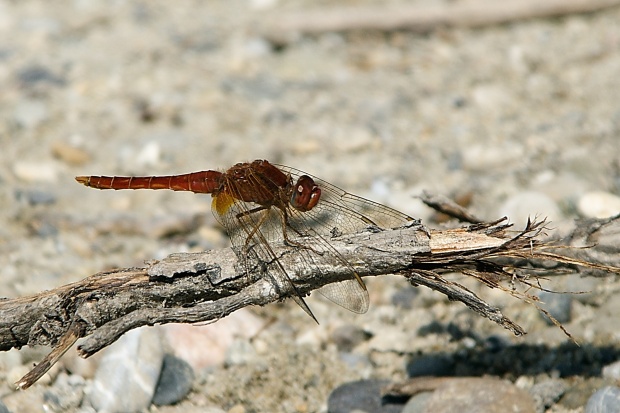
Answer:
76, 159, 417, 322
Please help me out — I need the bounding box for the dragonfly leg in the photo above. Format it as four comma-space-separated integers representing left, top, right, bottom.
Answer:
278, 210, 325, 256
234, 207, 319, 323
234, 206, 269, 253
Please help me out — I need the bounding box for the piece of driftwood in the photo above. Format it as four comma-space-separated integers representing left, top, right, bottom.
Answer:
3, 216, 619, 389
262, 0, 620, 44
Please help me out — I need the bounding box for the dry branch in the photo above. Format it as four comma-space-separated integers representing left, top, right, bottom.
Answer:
419, 191, 482, 224
261, 0, 620, 44
2, 217, 619, 389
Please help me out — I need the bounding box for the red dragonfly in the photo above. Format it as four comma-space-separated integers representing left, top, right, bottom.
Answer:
76, 159, 417, 321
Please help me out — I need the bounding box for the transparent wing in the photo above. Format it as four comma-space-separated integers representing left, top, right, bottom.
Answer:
212, 164, 417, 315
275, 164, 418, 234
212, 171, 319, 320
275, 164, 420, 312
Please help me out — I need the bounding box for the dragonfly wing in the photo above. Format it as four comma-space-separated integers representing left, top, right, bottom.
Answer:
213, 164, 413, 316
275, 164, 419, 233
213, 188, 371, 315
283, 206, 370, 314
273, 164, 422, 313
316, 279, 369, 314
213, 175, 319, 322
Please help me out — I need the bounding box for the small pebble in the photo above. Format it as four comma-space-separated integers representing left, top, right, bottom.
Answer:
135, 141, 161, 168
563, 273, 598, 305
225, 339, 258, 366
401, 392, 433, 413
152, 354, 195, 406
423, 377, 536, 413
0, 348, 22, 371
578, 191, 620, 219
529, 379, 567, 413
391, 288, 418, 309
13, 99, 49, 129
330, 324, 371, 352
12, 160, 59, 183
558, 379, 608, 409
537, 291, 572, 325
87, 326, 164, 412
43, 372, 85, 412
17, 65, 65, 87
51, 141, 91, 166
243, 37, 272, 58
338, 352, 372, 370
14, 189, 57, 206
327, 379, 403, 413
585, 386, 620, 413
602, 360, 620, 380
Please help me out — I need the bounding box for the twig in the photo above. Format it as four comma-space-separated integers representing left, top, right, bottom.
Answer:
419, 191, 482, 224
262, 0, 620, 44
2, 217, 619, 389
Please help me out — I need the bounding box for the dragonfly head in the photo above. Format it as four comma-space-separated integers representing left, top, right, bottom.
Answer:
290, 175, 321, 212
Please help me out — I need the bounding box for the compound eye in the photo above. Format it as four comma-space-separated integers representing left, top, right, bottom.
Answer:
290, 175, 321, 212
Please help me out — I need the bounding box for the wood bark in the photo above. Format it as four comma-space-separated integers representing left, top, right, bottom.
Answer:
2, 216, 619, 389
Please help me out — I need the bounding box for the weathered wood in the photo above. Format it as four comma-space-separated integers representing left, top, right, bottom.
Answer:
3, 217, 619, 389
262, 0, 620, 44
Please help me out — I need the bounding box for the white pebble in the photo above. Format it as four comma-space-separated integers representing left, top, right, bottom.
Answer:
135, 141, 161, 168
13, 99, 49, 129
12, 161, 59, 183
578, 191, 620, 219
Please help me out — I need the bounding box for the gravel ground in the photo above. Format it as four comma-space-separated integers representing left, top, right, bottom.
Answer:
1, 1, 620, 412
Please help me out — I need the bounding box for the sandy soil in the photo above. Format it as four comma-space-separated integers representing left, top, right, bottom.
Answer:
1, 1, 619, 412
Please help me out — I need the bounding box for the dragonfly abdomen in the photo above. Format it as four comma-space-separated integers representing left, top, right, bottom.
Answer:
75, 171, 223, 194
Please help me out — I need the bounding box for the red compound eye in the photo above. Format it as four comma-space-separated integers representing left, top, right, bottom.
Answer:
290, 175, 321, 212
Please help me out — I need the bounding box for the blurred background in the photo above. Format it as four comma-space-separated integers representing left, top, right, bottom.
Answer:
1, 1, 619, 412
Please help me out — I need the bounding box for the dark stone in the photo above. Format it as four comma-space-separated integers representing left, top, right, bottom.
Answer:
17, 65, 65, 87
14, 189, 57, 206
538, 291, 572, 325
328, 379, 404, 413
391, 288, 418, 309
330, 325, 371, 352
152, 354, 195, 406
406, 354, 455, 377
